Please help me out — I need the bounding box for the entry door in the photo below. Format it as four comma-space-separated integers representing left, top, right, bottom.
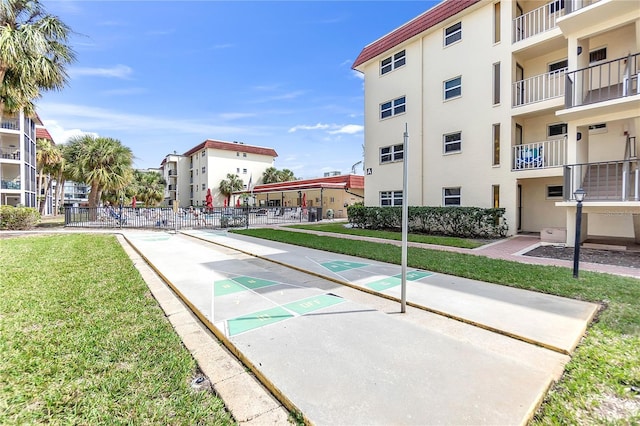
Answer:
517, 184, 522, 231
516, 63, 524, 105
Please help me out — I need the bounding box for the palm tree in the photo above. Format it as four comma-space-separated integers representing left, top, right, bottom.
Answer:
0, 0, 76, 118
64, 135, 133, 210
219, 173, 243, 206
133, 170, 165, 207
262, 167, 280, 184
278, 168, 296, 182
35, 137, 62, 214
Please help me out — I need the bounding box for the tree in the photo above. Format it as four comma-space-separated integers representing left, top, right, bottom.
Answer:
131, 170, 165, 207
262, 167, 280, 184
278, 168, 296, 182
219, 173, 243, 206
0, 0, 76, 118
35, 137, 61, 214
63, 135, 133, 210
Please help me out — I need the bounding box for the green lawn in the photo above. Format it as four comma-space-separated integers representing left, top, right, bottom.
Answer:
285, 222, 484, 248
0, 234, 234, 425
232, 228, 640, 424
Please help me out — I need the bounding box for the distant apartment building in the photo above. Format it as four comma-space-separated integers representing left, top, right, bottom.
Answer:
160, 140, 278, 208
0, 111, 39, 209
353, 0, 639, 246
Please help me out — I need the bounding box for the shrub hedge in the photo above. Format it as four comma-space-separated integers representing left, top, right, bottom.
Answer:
0, 206, 41, 230
347, 205, 508, 239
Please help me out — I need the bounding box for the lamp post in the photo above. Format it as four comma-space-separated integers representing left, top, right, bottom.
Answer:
572, 188, 586, 278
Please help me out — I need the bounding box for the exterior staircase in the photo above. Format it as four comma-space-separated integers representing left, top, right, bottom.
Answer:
580, 136, 638, 201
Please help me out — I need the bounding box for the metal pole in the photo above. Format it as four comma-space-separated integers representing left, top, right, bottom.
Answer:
401, 123, 409, 313
572, 200, 583, 278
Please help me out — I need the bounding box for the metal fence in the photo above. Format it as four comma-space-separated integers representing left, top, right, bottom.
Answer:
64, 206, 326, 229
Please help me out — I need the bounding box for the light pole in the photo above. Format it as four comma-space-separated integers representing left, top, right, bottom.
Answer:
572, 188, 586, 278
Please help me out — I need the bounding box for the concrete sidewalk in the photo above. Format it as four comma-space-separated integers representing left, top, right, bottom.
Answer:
122, 230, 599, 425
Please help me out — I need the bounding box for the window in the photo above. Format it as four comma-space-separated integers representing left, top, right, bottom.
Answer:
493, 62, 501, 105
201, 151, 205, 157
236, 152, 239, 156
236, 167, 240, 173
444, 77, 461, 100
443, 187, 461, 206
589, 47, 606, 64
443, 132, 462, 154
444, 22, 462, 46
380, 144, 404, 163
493, 124, 500, 166
589, 123, 607, 133
493, 2, 501, 43
380, 50, 406, 75
201, 166, 206, 173
547, 185, 563, 198
492, 185, 500, 208
202, 183, 206, 190
380, 96, 406, 119
548, 59, 568, 72
243, 152, 247, 157
243, 168, 247, 174
380, 191, 403, 206
548, 123, 567, 137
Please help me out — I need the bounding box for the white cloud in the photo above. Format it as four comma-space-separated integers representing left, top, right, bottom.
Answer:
352, 70, 364, 80
328, 124, 363, 135
288, 123, 331, 133
42, 120, 99, 145
69, 64, 133, 79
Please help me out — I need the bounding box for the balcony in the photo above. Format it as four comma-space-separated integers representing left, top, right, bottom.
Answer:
168, 169, 177, 176
564, 159, 639, 201
168, 184, 176, 191
512, 138, 567, 171
558, 0, 638, 36
513, 69, 565, 107
565, 53, 639, 108
513, 2, 565, 43
0, 148, 20, 160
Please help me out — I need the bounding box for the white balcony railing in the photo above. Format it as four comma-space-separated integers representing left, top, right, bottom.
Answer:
565, 0, 601, 14
513, 69, 566, 107
512, 137, 567, 171
513, 1, 565, 43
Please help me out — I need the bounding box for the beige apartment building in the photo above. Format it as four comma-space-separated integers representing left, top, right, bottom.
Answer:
353, 0, 639, 246
160, 139, 278, 208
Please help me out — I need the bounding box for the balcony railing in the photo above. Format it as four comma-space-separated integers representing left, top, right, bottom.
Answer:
513, 1, 565, 43
565, 0, 601, 14
513, 69, 566, 107
0, 149, 20, 160
1, 118, 19, 130
512, 137, 567, 170
565, 53, 639, 108
564, 159, 639, 201
1, 180, 21, 189
168, 170, 177, 176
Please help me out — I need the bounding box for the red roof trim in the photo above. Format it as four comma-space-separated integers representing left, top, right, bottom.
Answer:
352, 0, 481, 69
36, 127, 54, 143
183, 139, 278, 158
248, 174, 364, 194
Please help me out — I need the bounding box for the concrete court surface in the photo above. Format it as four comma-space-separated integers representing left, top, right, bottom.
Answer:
181, 230, 599, 355
122, 230, 597, 425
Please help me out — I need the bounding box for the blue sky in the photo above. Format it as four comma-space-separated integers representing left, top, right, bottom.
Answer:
38, 1, 437, 179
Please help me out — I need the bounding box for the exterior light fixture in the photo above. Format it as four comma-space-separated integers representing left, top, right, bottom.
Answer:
572, 188, 586, 278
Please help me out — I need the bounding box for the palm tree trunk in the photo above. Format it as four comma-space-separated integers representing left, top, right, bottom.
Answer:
55, 176, 65, 216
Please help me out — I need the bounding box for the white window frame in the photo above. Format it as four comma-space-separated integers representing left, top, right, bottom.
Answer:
380, 96, 406, 119
444, 22, 462, 46
546, 185, 564, 199
380, 50, 406, 75
380, 190, 403, 207
444, 77, 462, 100
443, 132, 462, 154
443, 187, 461, 206
201, 166, 206, 174
548, 58, 568, 73
588, 123, 607, 134
589, 47, 607, 64
380, 144, 404, 163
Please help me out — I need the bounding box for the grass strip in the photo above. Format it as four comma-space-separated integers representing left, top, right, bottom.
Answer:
232, 228, 640, 424
0, 234, 234, 425
285, 222, 484, 248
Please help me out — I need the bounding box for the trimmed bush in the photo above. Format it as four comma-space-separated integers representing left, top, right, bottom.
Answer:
0, 205, 41, 230
347, 205, 508, 239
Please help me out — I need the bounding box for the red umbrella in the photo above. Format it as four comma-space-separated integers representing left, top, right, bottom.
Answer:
205, 188, 213, 209
223, 198, 228, 208
236, 198, 241, 207
302, 193, 307, 208
131, 196, 137, 208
